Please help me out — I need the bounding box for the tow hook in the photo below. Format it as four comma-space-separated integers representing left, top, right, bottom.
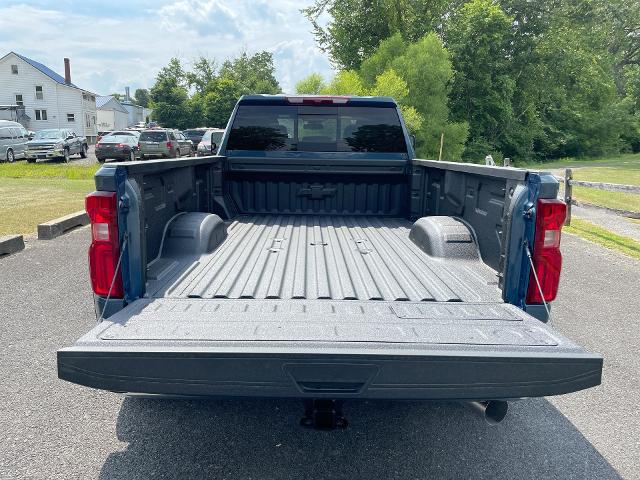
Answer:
300, 399, 348, 430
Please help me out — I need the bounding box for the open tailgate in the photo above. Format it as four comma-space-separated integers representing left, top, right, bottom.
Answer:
58, 299, 602, 400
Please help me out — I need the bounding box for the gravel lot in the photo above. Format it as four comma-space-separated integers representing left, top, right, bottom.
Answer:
0, 230, 637, 479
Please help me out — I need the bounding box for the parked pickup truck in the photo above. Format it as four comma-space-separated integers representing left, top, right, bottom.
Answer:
26, 128, 88, 163
58, 95, 602, 428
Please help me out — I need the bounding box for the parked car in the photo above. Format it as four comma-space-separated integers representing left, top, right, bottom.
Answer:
138, 129, 191, 159
183, 128, 209, 152
196, 128, 225, 156
95, 134, 141, 163
59, 95, 603, 430
25, 129, 88, 163
104, 130, 141, 141
0, 120, 29, 162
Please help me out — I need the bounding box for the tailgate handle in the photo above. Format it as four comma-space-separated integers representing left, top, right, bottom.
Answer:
284, 363, 378, 395
297, 381, 365, 394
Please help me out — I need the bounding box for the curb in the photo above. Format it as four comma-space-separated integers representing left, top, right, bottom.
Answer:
37, 211, 90, 240
0, 234, 25, 256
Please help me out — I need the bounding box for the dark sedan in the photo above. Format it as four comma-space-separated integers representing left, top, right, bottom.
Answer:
95, 134, 141, 163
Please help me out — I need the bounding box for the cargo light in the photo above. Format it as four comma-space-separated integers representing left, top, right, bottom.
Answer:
526, 199, 567, 304
285, 96, 350, 105
86, 191, 123, 298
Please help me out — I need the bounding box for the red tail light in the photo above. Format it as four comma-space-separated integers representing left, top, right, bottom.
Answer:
86, 191, 123, 298
166, 141, 173, 149
526, 199, 567, 304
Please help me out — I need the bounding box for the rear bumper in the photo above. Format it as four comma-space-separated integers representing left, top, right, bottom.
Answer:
57, 346, 602, 400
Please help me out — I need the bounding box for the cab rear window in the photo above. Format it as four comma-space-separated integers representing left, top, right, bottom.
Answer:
140, 131, 167, 142
226, 106, 407, 153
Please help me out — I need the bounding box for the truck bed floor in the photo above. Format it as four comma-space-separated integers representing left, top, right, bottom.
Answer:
147, 215, 502, 303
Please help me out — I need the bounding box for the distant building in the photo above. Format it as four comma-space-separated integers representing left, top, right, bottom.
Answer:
121, 86, 152, 126
96, 95, 129, 131
0, 52, 98, 143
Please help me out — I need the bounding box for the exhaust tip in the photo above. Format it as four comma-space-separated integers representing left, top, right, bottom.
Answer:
468, 400, 508, 425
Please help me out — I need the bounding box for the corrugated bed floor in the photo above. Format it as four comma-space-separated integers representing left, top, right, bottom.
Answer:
150, 215, 502, 303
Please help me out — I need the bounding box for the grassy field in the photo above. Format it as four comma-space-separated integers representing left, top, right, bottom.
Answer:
0, 163, 97, 236
518, 153, 640, 213
565, 219, 640, 260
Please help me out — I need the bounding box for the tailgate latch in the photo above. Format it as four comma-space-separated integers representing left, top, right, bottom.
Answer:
298, 184, 336, 200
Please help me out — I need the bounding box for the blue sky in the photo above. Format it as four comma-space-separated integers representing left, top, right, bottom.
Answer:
0, 0, 334, 95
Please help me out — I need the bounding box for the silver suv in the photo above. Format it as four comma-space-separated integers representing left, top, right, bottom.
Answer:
0, 120, 29, 162
139, 129, 192, 159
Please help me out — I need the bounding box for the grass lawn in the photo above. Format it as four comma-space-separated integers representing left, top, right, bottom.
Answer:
0, 176, 95, 236
515, 152, 640, 170
0, 162, 99, 180
565, 219, 640, 260
517, 153, 640, 213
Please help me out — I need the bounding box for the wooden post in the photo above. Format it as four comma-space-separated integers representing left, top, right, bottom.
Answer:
564, 168, 573, 226
438, 133, 444, 161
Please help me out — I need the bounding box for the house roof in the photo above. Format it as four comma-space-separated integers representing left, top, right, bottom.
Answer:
96, 95, 128, 113
96, 95, 112, 108
2, 51, 94, 93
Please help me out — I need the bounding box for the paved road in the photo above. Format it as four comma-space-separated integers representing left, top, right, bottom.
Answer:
0, 229, 638, 479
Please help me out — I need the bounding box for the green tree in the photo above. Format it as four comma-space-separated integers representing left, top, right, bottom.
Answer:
133, 88, 150, 108
320, 70, 367, 95
110, 93, 123, 101
295, 73, 326, 94
303, 0, 456, 69
149, 58, 190, 129
186, 57, 217, 94
446, 0, 516, 160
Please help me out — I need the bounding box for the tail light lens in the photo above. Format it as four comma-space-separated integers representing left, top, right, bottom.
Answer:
526, 199, 567, 304
166, 141, 173, 149
86, 191, 123, 298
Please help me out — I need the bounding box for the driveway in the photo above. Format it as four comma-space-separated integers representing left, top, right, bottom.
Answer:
0, 230, 637, 479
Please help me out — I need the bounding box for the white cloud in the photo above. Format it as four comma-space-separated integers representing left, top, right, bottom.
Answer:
0, 1, 334, 95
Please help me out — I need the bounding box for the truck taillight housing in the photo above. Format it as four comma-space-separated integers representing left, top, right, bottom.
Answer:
526, 199, 567, 304
86, 191, 123, 298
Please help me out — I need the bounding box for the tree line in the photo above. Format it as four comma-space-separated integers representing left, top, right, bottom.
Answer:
145, 52, 281, 131
300, 0, 640, 162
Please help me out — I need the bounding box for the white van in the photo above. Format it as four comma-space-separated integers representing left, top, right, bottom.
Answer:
0, 120, 29, 162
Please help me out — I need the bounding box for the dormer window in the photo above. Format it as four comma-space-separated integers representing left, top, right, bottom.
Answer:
11, 64, 18, 74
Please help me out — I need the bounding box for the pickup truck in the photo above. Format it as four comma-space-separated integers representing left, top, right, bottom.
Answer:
58, 95, 602, 428
26, 128, 88, 163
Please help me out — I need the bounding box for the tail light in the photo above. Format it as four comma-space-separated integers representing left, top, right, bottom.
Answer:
116, 143, 125, 148
166, 141, 173, 149
526, 199, 567, 304
86, 191, 123, 298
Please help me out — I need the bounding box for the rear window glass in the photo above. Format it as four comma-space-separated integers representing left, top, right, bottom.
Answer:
140, 131, 167, 141
101, 135, 133, 143
226, 105, 407, 153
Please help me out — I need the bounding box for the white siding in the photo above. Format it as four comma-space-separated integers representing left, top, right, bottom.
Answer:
97, 108, 128, 131
0, 53, 97, 141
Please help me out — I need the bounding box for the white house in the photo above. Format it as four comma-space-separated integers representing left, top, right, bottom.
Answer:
0, 52, 98, 143
96, 95, 129, 131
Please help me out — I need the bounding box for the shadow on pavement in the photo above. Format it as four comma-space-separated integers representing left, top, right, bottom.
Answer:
100, 397, 621, 480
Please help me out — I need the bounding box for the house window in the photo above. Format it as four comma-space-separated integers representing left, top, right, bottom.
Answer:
35, 86, 43, 100
67, 113, 75, 122
15, 94, 23, 106
11, 64, 18, 74
85, 113, 90, 127
35, 109, 47, 121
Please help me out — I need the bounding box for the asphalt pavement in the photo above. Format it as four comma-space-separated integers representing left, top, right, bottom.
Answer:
0, 228, 638, 479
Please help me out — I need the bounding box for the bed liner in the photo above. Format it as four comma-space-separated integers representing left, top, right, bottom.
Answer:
146, 215, 502, 303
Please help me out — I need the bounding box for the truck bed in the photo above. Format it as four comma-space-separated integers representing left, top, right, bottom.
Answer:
146, 215, 502, 303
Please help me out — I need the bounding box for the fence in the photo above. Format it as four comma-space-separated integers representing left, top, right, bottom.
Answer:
561, 168, 640, 226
